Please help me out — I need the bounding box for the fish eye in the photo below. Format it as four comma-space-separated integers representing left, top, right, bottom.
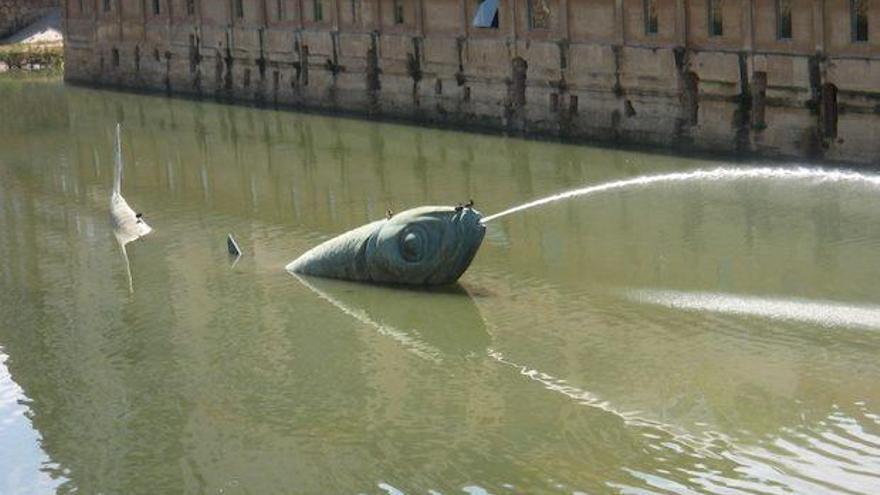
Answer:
400, 228, 425, 262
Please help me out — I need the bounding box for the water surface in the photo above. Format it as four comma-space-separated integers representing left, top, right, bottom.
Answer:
1, 77, 879, 494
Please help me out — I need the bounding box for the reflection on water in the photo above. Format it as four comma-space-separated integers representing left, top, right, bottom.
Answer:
1, 77, 879, 494
295, 276, 491, 362
0, 351, 64, 495
625, 289, 880, 330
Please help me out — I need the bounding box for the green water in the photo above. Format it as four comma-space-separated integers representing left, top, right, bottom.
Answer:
1, 77, 879, 495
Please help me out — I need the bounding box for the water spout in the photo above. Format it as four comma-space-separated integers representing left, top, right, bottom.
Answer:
481, 166, 880, 223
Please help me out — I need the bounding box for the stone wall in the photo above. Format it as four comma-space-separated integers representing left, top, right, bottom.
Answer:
0, 0, 58, 39
62, 0, 880, 165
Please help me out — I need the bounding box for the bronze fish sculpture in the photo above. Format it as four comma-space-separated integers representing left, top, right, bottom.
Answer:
286, 206, 485, 285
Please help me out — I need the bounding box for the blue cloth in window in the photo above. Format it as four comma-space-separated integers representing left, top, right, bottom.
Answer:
473, 0, 499, 28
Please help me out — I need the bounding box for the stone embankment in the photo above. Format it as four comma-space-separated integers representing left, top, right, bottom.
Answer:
63, 0, 880, 165
0, 0, 57, 39
0, 7, 63, 73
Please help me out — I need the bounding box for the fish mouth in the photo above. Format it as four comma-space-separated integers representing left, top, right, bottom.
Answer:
427, 207, 486, 285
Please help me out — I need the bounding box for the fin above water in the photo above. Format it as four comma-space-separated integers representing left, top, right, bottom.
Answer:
227, 234, 242, 257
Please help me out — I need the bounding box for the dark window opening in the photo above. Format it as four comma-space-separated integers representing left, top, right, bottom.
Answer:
313, 0, 324, 21
776, 0, 792, 39
244, 68, 251, 88
569, 94, 579, 115
644, 0, 658, 35
112, 48, 120, 67
277, 0, 285, 20
528, 0, 551, 30
550, 93, 559, 112
103, 0, 111, 13
153, 0, 160, 16
78, 0, 84, 14
852, 0, 869, 42
472, 0, 499, 28
708, 0, 723, 37
235, 0, 244, 19
186, 0, 195, 15
393, 0, 405, 24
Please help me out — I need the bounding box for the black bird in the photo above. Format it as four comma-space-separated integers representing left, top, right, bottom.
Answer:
386, 209, 394, 220
465, 199, 474, 208
135, 212, 144, 224
454, 203, 464, 212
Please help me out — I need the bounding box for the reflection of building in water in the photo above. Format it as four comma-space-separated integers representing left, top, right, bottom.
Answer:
3, 90, 880, 493
63, 0, 880, 164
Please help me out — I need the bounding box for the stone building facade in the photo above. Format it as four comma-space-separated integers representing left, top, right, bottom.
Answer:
1, 0, 58, 38
63, 0, 879, 164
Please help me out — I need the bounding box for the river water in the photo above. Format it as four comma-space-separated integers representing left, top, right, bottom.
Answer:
1, 76, 879, 495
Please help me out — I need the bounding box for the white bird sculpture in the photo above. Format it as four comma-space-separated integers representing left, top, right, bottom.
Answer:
110, 123, 152, 292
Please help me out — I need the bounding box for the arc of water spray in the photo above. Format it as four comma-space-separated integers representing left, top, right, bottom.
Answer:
481, 166, 880, 223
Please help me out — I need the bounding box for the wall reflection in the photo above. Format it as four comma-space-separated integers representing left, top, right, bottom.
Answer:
0, 80, 879, 494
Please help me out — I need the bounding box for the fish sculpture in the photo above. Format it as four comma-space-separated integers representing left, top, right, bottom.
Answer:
286, 206, 485, 285
109, 124, 152, 292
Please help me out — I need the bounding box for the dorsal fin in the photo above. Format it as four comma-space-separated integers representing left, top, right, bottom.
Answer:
113, 123, 123, 196
227, 234, 242, 257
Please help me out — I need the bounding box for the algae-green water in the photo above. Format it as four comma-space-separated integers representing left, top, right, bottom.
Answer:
1, 77, 879, 495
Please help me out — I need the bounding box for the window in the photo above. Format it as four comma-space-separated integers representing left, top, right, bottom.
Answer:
78, 0, 84, 14
235, 0, 243, 18
528, 0, 551, 30
776, 0, 792, 39
852, 0, 868, 42
393, 0, 405, 24
472, 0, 499, 28
708, 0, 722, 36
103, 0, 111, 12
277, 0, 286, 20
644, 0, 658, 35
153, 0, 160, 15
313, 0, 324, 21
187, 0, 195, 15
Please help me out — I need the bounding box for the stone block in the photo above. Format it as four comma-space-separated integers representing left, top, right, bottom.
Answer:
463, 38, 511, 78
301, 30, 334, 57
